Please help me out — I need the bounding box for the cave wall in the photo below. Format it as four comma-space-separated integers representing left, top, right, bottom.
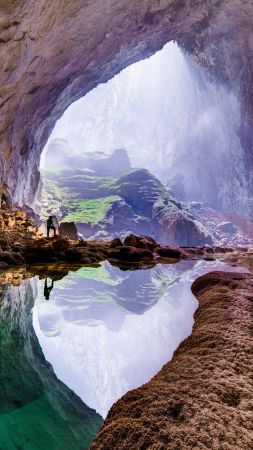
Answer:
0, 0, 252, 207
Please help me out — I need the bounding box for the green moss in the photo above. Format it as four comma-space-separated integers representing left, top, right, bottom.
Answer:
62, 196, 120, 224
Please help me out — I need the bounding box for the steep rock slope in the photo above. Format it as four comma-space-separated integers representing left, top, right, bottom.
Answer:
41, 150, 211, 245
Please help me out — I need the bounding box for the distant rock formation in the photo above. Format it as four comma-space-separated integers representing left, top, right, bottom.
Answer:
40, 157, 212, 246
42, 139, 74, 169
44, 140, 131, 177
69, 148, 131, 177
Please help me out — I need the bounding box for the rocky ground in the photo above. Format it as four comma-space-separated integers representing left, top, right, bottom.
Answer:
91, 269, 253, 450
0, 207, 239, 271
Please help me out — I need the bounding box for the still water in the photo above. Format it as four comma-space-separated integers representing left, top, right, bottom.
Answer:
0, 259, 244, 449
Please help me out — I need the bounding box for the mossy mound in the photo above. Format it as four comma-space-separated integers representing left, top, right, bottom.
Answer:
40, 164, 212, 245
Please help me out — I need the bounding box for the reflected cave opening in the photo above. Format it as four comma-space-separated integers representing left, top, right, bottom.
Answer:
39, 41, 253, 247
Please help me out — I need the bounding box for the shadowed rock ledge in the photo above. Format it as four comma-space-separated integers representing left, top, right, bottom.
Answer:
91, 271, 253, 449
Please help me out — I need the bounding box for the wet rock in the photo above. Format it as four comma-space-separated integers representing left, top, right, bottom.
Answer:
109, 238, 123, 248
204, 247, 214, 254
24, 242, 56, 263
123, 234, 158, 250
203, 256, 216, 261
109, 246, 153, 262
52, 237, 70, 252
78, 240, 88, 247
54, 251, 66, 261
156, 247, 182, 259
0, 262, 8, 269
59, 222, 78, 240
0, 251, 25, 266
0, 237, 9, 251
80, 257, 93, 264
65, 248, 83, 262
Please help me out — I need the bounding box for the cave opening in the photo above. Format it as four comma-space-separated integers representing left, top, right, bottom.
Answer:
39, 41, 252, 247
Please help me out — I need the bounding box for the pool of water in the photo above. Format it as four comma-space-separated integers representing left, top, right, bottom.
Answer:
0, 258, 245, 450
33, 259, 243, 419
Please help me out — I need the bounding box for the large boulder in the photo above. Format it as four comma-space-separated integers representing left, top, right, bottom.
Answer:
109, 246, 153, 262
52, 237, 70, 252
157, 247, 182, 259
65, 248, 83, 262
59, 222, 78, 240
0, 251, 25, 266
123, 234, 159, 251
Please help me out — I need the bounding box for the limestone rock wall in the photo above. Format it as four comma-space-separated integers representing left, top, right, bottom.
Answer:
0, 1, 252, 205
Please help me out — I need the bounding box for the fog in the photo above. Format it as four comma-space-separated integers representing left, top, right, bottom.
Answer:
41, 41, 250, 213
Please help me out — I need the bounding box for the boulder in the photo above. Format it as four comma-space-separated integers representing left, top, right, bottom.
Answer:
52, 237, 70, 252
59, 222, 79, 240
123, 234, 158, 250
65, 248, 83, 262
109, 246, 153, 262
109, 238, 123, 248
0, 251, 25, 266
24, 241, 56, 263
157, 247, 182, 259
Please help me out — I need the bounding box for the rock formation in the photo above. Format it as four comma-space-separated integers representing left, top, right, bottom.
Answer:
43, 140, 131, 177
0, 1, 252, 208
40, 158, 212, 245
91, 271, 253, 449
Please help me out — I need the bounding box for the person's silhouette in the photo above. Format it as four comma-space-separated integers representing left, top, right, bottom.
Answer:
44, 278, 54, 300
47, 216, 56, 238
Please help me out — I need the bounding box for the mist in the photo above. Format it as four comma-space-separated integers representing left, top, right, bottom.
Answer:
41, 41, 250, 213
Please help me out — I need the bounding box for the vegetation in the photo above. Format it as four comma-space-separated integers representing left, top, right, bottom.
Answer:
62, 196, 121, 224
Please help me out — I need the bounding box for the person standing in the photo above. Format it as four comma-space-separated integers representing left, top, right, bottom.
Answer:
47, 216, 56, 237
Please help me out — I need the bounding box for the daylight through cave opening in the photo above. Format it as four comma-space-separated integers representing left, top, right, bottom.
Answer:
39, 41, 251, 245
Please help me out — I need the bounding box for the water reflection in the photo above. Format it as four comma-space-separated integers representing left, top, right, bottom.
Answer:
33, 259, 238, 418
43, 278, 54, 300
0, 280, 102, 450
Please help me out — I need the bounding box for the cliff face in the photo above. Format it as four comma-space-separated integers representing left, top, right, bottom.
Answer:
0, 1, 252, 206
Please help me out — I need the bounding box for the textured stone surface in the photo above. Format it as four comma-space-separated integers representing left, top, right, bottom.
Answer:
0, 1, 252, 206
91, 270, 253, 449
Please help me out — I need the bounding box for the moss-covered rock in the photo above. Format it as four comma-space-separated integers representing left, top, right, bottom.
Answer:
40, 162, 212, 245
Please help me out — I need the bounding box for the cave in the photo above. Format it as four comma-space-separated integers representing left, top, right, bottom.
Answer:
0, 1, 253, 211
0, 1, 253, 449
39, 40, 252, 247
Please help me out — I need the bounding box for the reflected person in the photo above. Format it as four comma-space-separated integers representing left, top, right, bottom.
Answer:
44, 278, 54, 300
